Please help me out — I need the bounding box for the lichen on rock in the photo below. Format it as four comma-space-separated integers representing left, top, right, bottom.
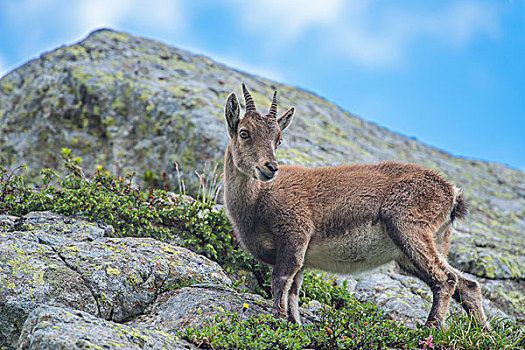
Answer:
0, 211, 230, 349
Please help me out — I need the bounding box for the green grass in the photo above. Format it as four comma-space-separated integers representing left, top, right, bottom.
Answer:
1, 151, 524, 349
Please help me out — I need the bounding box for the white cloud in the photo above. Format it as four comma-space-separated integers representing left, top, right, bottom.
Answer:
75, 0, 128, 30
0, 0, 502, 77
74, 0, 185, 34
347, 1, 500, 67
233, 0, 344, 45
228, 0, 501, 69
0, 0, 189, 78
213, 53, 285, 83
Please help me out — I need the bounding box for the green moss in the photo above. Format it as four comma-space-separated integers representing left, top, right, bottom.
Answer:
33, 270, 45, 286
72, 66, 93, 84
65, 44, 88, 59
249, 90, 271, 111
103, 116, 116, 127
277, 148, 314, 166
111, 98, 125, 111
139, 90, 150, 103
2, 82, 13, 94
100, 31, 130, 43
99, 73, 116, 87
125, 84, 132, 99
106, 267, 121, 276
64, 245, 81, 253
126, 273, 143, 287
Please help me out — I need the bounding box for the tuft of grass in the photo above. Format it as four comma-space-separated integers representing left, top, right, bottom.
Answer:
426, 313, 525, 350
194, 162, 222, 205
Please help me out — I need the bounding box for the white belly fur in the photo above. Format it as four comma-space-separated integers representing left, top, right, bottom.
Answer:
304, 222, 402, 275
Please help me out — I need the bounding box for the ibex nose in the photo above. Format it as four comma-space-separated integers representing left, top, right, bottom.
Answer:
266, 161, 279, 174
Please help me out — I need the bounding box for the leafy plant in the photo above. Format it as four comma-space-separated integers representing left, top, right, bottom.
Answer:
181, 307, 418, 350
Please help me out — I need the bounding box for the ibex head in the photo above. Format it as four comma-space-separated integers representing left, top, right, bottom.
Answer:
225, 84, 294, 182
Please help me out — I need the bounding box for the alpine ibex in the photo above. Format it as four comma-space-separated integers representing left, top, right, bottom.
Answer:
223, 84, 488, 329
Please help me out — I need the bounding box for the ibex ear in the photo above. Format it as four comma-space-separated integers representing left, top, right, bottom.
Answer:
277, 107, 294, 132
225, 93, 240, 136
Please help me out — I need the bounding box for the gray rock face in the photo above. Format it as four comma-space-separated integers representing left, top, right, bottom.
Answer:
355, 273, 430, 329
0, 211, 230, 349
18, 306, 195, 350
134, 287, 274, 333
0, 211, 521, 349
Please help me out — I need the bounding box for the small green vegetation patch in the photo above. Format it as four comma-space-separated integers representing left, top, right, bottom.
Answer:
182, 307, 417, 350
181, 310, 525, 350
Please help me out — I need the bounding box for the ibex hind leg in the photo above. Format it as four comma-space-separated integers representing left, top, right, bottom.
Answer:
382, 216, 458, 328
433, 227, 488, 329
397, 227, 489, 330
449, 266, 490, 330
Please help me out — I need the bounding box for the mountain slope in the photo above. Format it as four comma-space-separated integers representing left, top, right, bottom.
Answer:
0, 29, 523, 319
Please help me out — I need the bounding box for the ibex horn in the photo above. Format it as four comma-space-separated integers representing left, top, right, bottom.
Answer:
242, 83, 256, 112
268, 91, 278, 118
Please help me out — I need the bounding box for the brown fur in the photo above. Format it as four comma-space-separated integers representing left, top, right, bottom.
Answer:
223, 85, 488, 329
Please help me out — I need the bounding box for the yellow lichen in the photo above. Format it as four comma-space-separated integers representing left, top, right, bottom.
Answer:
106, 267, 121, 275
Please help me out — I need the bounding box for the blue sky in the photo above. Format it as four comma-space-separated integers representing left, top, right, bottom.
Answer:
1, 0, 524, 170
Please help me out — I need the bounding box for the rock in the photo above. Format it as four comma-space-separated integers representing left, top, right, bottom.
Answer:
133, 286, 274, 332
479, 278, 525, 323
0, 214, 99, 348
354, 273, 430, 329
449, 245, 524, 280
17, 305, 195, 350
134, 286, 320, 333
0, 214, 17, 231
0, 211, 230, 349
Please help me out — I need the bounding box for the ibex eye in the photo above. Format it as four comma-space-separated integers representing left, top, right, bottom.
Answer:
239, 130, 250, 139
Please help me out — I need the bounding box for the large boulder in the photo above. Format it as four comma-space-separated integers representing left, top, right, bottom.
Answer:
18, 306, 195, 350
0, 211, 230, 349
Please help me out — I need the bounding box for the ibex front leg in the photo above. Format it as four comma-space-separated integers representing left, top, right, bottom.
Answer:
288, 268, 305, 323
271, 231, 309, 324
